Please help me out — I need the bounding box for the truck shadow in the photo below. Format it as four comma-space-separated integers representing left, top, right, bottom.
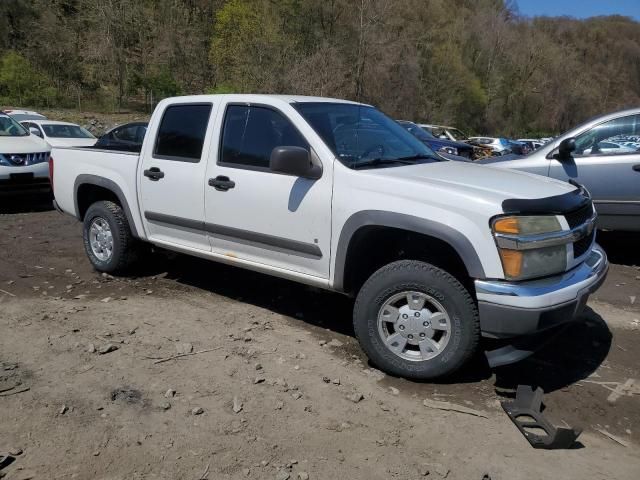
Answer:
158, 253, 356, 337
597, 230, 640, 266
491, 307, 612, 394
0, 193, 54, 214
156, 252, 612, 393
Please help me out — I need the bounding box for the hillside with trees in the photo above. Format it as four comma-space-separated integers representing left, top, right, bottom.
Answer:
1, 0, 639, 136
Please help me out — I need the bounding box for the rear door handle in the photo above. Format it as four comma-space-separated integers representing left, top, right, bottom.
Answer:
633, 164, 640, 172
208, 176, 235, 191
144, 167, 164, 181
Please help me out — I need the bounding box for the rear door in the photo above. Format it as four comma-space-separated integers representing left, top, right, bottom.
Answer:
202, 101, 333, 278
549, 113, 640, 230
138, 102, 216, 250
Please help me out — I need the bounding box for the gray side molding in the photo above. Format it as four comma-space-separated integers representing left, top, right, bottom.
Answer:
333, 210, 486, 291
74, 174, 140, 238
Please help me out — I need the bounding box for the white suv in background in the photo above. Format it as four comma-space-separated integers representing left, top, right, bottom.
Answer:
21, 120, 97, 148
0, 113, 51, 195
3, 109, 47, 121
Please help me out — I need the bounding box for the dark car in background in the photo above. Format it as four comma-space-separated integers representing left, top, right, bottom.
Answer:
94, 122, 148, 152
505, 139, 531, 155
397, 120, 474, 160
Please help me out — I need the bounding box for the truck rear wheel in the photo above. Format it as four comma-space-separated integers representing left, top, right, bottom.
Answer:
353, 260, 479, 380
83, 200, 139, 274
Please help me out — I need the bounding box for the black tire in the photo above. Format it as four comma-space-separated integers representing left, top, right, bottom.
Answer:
353, 260, 479, 380
83, 200, 139, 274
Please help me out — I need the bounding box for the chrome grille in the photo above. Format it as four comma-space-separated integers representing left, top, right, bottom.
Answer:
574, 230, 595, 258
2, 152, 49, 166
564, 202, 596, 261
565, 203, 593, 229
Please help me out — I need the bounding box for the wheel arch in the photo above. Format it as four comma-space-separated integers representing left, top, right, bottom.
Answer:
333, 210, 486, 294
74, 174, 140, 238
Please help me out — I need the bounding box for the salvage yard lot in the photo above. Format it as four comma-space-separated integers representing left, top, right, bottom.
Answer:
1, 197, 639, 480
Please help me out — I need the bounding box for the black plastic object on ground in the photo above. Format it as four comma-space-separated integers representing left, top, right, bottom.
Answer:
501, 385, 582, 449
0, 454, 15, 472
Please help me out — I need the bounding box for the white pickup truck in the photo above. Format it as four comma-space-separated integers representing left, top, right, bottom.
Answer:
50, 94, 608, 380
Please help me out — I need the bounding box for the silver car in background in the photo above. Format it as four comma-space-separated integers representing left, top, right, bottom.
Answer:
480, 108, 640, 231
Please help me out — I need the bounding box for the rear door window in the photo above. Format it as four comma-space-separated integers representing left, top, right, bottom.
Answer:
154, 104, 212, 162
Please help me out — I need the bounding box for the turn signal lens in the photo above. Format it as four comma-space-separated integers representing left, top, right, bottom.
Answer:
493, 217, 520, 234
492, 215, 562, 235
498, 249, 523, 279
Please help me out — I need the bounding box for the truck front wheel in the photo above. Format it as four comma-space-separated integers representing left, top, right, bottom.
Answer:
353, 260, 480, 380
82, 200, 139, 274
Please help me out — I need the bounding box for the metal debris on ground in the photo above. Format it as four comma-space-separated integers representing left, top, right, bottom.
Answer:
501, 385, 582, 449
595, 428, 630, 448
423, 399, 488, 418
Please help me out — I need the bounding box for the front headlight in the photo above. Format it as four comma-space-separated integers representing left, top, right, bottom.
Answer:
492, 215, 567, 280
438, 146, 458, 156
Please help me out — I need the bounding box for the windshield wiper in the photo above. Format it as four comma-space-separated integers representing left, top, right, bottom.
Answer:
351, 158, 416, 169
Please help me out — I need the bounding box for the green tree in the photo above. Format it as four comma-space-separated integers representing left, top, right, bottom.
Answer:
0, 51, 41, 105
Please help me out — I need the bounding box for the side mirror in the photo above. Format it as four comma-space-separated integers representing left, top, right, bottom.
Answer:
556, 137, 576, 161
29, 127, 42, 137
270, 146, 322, 179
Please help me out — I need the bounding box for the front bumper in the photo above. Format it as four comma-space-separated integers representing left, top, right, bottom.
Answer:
0, 163, 51, 195
475, 244, 608, 339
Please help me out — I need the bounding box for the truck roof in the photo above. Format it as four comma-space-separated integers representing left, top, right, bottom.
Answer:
160, 94, 369, 106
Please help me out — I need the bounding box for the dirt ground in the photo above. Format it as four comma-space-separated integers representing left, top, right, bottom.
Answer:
1, 195, 639, 480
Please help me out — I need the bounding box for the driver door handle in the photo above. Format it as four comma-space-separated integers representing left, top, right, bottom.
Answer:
143, 167, 164, 181
208, 175, 236, 191
633, 164, 640, 172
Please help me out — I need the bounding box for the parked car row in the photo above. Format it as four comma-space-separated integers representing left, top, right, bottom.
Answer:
1, 108, 149, 195
403, 122, 550, 159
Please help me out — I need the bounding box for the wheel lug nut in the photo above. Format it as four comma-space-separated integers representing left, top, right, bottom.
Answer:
402, 314, 408, 319
414, 312, 420, 317
423, 321, 429, 326
420, 333, 426, 337
408, 334, 413, 339
398, 325, 405, 330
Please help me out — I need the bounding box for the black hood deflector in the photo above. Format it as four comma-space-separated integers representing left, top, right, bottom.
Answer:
502, 183, 590, 215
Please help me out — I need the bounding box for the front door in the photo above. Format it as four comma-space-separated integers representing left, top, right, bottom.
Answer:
139, 102, 216, 251
549, 113, 640, 230
203, 101, 333, 279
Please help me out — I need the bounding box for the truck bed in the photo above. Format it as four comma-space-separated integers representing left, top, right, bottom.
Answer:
51, 147, 144, 233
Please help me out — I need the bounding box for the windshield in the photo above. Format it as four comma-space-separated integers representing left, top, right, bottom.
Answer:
0, 115, 29, 137
293, 103, 441, 168
448, 128, 467, 141
398, 122, 436, 141
42, 124, 95, 139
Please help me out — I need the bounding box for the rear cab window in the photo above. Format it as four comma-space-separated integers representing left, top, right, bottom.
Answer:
154, 104, 213, 162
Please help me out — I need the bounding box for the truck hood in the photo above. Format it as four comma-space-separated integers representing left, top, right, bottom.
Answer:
361, 160, 575, 211
0, 134, 50, 153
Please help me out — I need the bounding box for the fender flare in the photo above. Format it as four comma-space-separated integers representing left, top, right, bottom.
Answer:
74, 174, 140, 238
333, 210, 486, 291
